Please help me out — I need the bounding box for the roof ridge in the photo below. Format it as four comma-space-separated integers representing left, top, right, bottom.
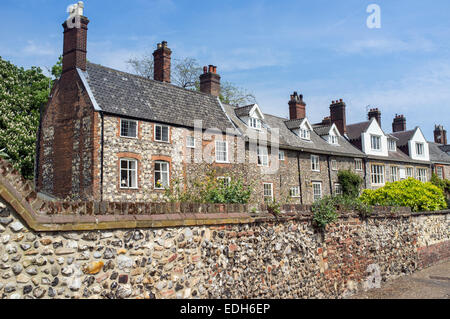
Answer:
86, 61, 217, 100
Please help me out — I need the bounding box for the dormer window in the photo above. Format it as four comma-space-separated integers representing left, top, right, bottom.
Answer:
329, 135, 338, 145
388, 139, 396, 151
370, 135, 381, 151
248, 117, 261, 130
300, 128, 310, 140
416, 142, 424, 156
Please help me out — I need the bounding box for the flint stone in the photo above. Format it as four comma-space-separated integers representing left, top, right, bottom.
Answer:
9, 221, 24, 232
0, 217, 13, 226
117, 255, 133, 270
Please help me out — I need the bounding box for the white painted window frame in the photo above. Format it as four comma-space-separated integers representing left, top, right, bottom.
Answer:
120, 158, 138, 189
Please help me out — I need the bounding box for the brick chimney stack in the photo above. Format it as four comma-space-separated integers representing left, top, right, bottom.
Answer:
153, 41, 172, 83
392, 114, 407, 132
62, 5, 89, 74
200, 65, 221, 97
434, 125, 447, 145
368, 108, 381, 126
288, 92, 306, 120
330, 99, 347, 135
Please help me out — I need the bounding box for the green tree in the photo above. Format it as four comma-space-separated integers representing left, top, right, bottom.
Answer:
0, 57, 51, 179
51, 55, 63, 80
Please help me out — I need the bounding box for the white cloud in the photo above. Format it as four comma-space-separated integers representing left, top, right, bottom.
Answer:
22, 40, 57, 56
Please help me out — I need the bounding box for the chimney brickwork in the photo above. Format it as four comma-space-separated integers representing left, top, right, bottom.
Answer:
434, 125, 447, 145
200, 65, 221, 97
330, 99, 347, 135
153, 41, 172, 83
392, 114, 407, 132
368, 108, 382, 126
288, 92, 306, 120
62, 16, 89, 74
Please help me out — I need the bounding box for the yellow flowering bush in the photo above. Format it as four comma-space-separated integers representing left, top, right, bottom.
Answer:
360, 178, 447, 212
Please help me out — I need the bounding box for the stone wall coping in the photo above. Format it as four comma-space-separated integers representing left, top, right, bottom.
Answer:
0, 157, 449, 232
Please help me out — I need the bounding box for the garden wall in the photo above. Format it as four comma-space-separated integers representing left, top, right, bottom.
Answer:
0, 158, 449, 299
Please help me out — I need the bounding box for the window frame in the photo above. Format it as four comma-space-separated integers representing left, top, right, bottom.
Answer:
278, 150, 285, 161
436, 166, 444, 179
416, 168, 428, 182
312, 182, 322, 202
311, 155, 320, 172
186, 136, 195, 148
334, 183, 343, 196
370, 135, 382, 151
416, 142, 424, 156
355, 159, 363, 171
154, 161, 170, 190
300, 128, 311, 140
390, 166, 399, 182
257, 146, 269, 167
120, 119, 138, 139
388, 139, 397, 151
154, 124, 170, 143
290, 186, 301, 198
120, 158, 138, 189
331, 160, 338, 171
215, 140, 229, 163
406, 167, 414, 178
371, 164, 385, 185
263, 183, 274, 202
330, 135, 338, 145
248, 117, 262, 130
217, 176, 231, 187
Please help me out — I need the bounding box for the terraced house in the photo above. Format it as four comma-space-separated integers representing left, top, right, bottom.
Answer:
35, 6, 449, 205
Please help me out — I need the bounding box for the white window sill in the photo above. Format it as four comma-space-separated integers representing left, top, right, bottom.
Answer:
120, 135, 138, 139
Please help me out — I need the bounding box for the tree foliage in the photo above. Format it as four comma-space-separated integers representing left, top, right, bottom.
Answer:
127, 54, 256, 105
0, 57, 51, 179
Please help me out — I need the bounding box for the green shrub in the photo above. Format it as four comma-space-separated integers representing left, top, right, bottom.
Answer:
0, 148, 9, 159
430, 173, 450, 194
266, 199, 281, 216
312, 196, 339, 229
333, 195, 373, 218
338, 170, 364, 198
360, 178, 447, 212
164, 170, 252, 204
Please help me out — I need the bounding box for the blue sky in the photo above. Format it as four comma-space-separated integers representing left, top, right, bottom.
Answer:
1, 0, 449, 141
